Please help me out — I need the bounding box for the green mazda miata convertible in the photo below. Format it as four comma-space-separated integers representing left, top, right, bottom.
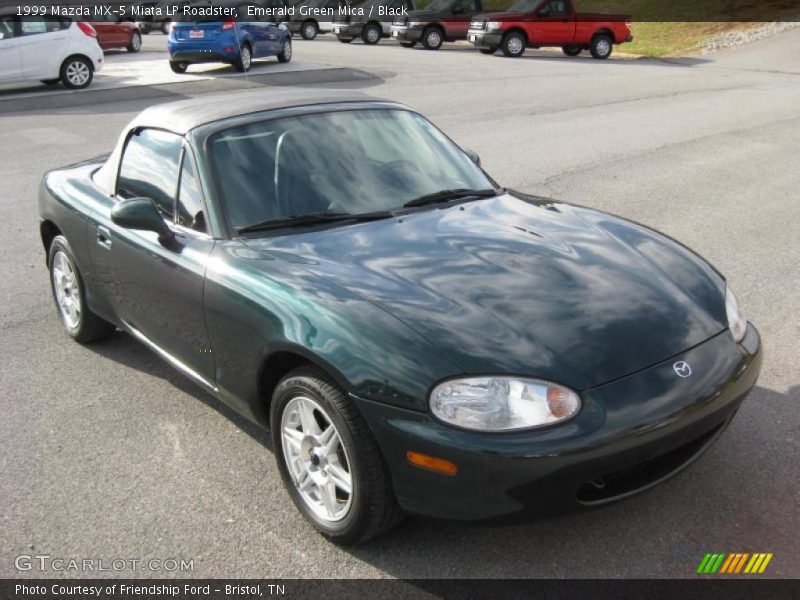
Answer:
39, 90, 762, 543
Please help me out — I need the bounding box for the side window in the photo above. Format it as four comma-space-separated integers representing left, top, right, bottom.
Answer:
0, 16, 17, 40
117, 129, 183, 219
541, 0, 568, 17
176, 151, 207, 233
461, 0, 478, 12
19, 16, 68, 35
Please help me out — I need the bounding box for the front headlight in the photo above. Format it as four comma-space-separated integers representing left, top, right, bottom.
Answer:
486, 21, 502, 31
408, 21, 421, 27
725, 285, 747, 342
430, 377, 581, 432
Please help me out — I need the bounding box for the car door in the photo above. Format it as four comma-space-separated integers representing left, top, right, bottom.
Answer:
89, 128, 216, 385
18, 16, 70, 79
447, 0, 478, 38
0, 15, 22, 81
530, 0, 575, 44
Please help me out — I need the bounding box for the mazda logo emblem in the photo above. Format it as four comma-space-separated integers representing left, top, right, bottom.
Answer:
673, 361, 692, 378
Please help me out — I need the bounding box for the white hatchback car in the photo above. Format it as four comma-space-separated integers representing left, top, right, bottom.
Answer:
0, 12, 104, 89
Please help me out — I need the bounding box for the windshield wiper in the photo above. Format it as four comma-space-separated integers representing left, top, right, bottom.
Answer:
402, 188, 498, 208
236, 211, 392, 234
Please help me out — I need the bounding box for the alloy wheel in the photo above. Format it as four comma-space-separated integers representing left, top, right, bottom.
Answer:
66, 61, 90, 87
280, 396, 353, 522
51, 250, 81, 329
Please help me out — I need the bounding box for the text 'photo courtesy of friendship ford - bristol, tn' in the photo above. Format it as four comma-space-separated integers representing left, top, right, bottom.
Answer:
39, 90, 762, 544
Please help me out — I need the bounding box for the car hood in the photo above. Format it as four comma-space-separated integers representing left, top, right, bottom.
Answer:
243, 193, 727, 390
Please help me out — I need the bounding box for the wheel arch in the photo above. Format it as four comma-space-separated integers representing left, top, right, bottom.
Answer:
40, 220, 62, 264
592, 27, 615, 43
61, 53, 94, 72
258, 345, 353, 423
503, 27, 528, 44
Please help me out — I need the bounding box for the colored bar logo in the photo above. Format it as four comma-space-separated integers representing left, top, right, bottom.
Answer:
697, 553, 773, 574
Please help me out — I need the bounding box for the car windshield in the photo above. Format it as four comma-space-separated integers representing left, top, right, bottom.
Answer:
208, 108, 495, 233
507, 0, 540, 13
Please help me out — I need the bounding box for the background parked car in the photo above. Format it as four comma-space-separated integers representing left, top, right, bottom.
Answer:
0, 11, 103, 89
332, 0, 414, 44
168, 1, 293, 73
391, 0, 486, 49
90, 13, 142, 52
467, 0, 632, 58
130, 0, 161, 34
286, 0, 348, 40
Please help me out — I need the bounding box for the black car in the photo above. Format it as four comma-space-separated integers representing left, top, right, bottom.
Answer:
39, 90, 762, 544
332, 0, 414, 44
391, 0, 486, 49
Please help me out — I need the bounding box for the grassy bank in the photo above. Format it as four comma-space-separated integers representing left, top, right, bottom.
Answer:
413, 0, 799, 56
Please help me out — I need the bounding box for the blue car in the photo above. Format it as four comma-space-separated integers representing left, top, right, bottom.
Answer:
168, 1, 292, 73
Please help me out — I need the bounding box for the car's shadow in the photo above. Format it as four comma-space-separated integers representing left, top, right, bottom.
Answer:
84, 327, 797, 577
85, 329, 273, 451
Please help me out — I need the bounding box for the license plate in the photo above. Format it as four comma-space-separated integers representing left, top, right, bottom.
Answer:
333, 27, 340, 34
392, 30, 398, 37
469, 34, 475, 42
189, 30, 204, 38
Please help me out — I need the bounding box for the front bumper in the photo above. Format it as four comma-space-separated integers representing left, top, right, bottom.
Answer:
352, 324, 762, 520
468, 28, 502, 48
332, 22, 362, 38
391, 24, 422, 43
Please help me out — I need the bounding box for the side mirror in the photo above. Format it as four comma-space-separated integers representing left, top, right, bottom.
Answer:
464, 149, 481, 167
111, 197, 174, 242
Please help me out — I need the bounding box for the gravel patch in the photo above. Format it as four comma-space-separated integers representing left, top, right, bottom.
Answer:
702, 20, 800, 53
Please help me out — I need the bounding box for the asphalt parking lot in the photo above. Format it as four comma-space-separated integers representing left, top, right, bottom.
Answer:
1, 31, 798, 579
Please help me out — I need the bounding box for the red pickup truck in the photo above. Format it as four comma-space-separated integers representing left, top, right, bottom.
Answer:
468, 0, 631, 59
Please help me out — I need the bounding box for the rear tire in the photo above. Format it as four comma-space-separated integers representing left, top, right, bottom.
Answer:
590, 34, 612, 59
271, 366, 403, 544
59, 56, 93, 89
233, 43, 252, 72
362, 23, 381, 45
169, 61, 188, 73
562, 44, 581, 56
421, 26, 443, 50
48, 235, 114, 343
277, 38, 292, 63
127, 31, 142, 53
479, 46, 497, 54
501, 31, 526, 57
301, 20, 318, 40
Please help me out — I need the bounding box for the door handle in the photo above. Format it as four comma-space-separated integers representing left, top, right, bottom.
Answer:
96, 225, 112, 249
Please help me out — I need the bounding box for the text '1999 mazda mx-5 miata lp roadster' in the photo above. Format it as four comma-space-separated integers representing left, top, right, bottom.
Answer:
39, 90, 762, 544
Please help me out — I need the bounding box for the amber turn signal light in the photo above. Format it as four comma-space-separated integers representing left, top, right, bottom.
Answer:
406, 451, 458, 475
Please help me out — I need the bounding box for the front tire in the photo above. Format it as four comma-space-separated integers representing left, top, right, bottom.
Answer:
421, 26, 443, 50
49, 236, 114, 343
271, 366, 403, 544
127, 31, 142, 53
501, 31, 526, 57
60, 56, 93, 89
590, 34, 613, 59
301, 20, 318, 40
562, 44, 581, 56
362, 23, 381, 45
233, 43, 252, 72
277, 38, 292, 63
